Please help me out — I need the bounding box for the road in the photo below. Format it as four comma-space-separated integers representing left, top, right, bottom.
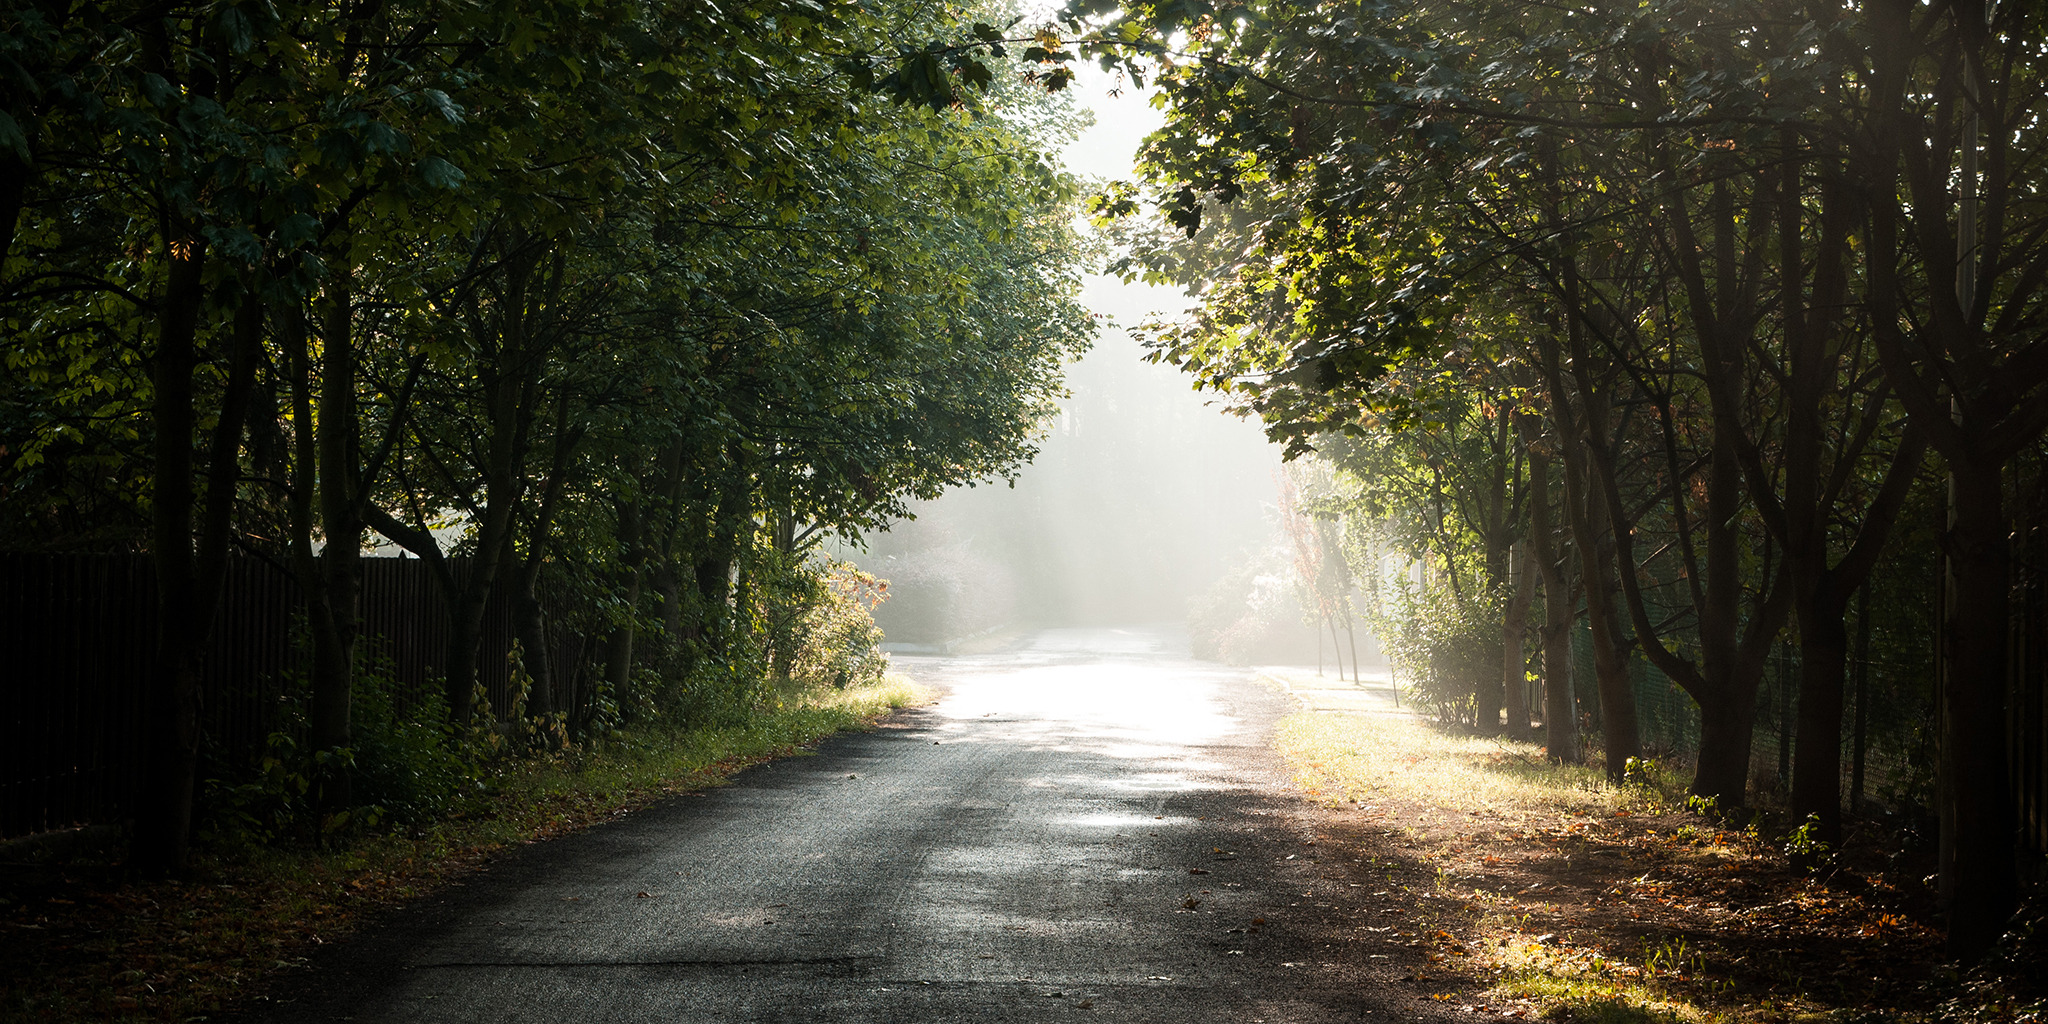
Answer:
247, 627, 1444, 1023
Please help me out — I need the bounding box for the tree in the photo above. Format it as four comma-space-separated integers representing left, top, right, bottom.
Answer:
1062, 0, 2038, 954
1, 0, 1095, 870
1852, 0, 2048, 957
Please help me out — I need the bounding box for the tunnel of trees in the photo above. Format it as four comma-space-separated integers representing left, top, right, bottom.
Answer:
5, 0, 2046, 969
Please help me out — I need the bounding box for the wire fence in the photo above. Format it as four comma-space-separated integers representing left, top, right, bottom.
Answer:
1565, 628, 1939, 815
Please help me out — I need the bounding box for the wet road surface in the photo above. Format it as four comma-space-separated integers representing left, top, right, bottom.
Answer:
247, 627, 1439, 1023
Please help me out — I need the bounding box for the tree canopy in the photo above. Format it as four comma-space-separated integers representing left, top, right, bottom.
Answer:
1, 0, 1094, 874
1062, 0, 2048, 959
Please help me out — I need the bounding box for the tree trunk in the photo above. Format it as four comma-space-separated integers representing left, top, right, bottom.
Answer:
1502, 540, 1535, 741
1534, 526, 1579, 757
306, 556, 358, 809
1327, 615, 1345, 684
1791, 583, 1851, 845
509, 423, 575, 720
1534, 304, 1639, 780
654, 564, 686, 650
1692, 688, 1758, 806
513, 572, 553, 717
133, 238, 207, 877
604, 497, 646, 708
1585, 585, 1640, 783
309, 268, 361, 816
1939, 458, 2016, 957
1527, 448, 1580, 764
693, 445, 751, 657
603, 574, 641, 703
1849, 584, 1871, 812
1853, 0, 2034, 957
1563, 439, 1639, 781
1343, 613, 1361, 684
1473, 644, 1502, 735
1539, 579, 1579, 765
444, 552, 501, 722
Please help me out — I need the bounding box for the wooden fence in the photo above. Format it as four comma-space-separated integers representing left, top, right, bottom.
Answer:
0, 553, 586, 839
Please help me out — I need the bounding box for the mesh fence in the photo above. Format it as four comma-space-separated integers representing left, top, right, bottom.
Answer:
1564, 621, 1938, 815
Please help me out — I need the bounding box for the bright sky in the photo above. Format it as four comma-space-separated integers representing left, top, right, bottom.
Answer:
1058, 65, 1195, 328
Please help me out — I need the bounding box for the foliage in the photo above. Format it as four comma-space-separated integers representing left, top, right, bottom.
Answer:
1188, 547, 1305, 665
787, 559, 892, 690
0, 0, 1095, 872
1045, 0, 2041, 949
1373, 573, 1498, 729
655, 641, 777, 732
349, 659, 477, 827
200, 646, 481, 846
1622, 758, 1661, 790
1780, 813, 1835, 869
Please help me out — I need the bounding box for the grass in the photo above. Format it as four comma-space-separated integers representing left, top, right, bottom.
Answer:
1480, 932, 1713, 1023
1275, 707, 1638, 816
0, 674, 935, 1024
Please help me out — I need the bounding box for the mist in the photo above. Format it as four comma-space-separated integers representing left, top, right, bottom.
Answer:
835, 72, 1336, 664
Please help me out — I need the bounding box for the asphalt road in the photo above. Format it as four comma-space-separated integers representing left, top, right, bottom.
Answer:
247, 627, 1444, 1023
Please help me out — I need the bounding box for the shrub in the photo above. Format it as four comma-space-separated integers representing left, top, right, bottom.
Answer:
788, 560, 891, 689
350, 657, 474, 826
199, 644, 479, 845
1374, 580, 1497, 727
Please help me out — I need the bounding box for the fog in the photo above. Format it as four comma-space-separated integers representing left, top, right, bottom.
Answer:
836, 72, 1328, 663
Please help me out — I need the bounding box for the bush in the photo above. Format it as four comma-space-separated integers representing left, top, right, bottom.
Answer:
199, 556, 891, 850
1374, 580, 1497, 727
350, 657, 475, 826
787, 560, 891, 688
1189, 548, 1319, 665
660, 650, 774, 729
199, 645, 480, 845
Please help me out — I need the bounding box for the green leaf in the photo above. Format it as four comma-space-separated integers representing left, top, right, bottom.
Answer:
417, 155, 465, 190
0, 110, 28, 162
421, 88, 465, 125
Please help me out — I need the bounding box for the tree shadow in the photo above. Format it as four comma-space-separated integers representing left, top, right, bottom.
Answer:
1540, 996, 1684, 1023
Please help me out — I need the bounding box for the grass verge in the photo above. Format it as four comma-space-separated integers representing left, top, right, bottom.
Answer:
0, 675, 934, 1024
1270, 702, 1983, 1023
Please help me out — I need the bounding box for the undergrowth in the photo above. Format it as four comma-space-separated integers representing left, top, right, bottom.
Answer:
0, 675, 932, 1024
